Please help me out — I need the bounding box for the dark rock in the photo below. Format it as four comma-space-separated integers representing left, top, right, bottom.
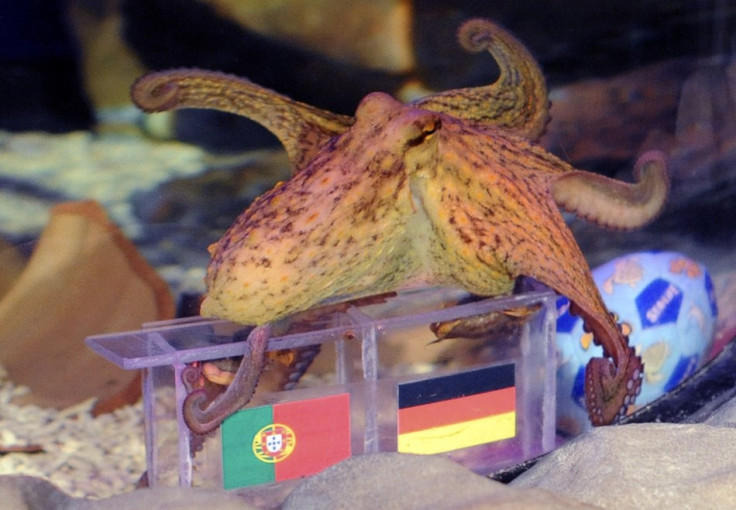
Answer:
540, 59, 692, 170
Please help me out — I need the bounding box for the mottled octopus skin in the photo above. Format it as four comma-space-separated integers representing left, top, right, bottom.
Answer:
132, 18, 668, 434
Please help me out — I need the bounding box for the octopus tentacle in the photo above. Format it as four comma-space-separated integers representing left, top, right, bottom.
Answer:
527, 257, 643, 425
181, 364, 204, 393
131, 69, 353, 172
552, 150, 669, 230
540, 268, 643, 426
413, 137, 644, 424
569, 303, 644, 425
182, 324, 271, 435
413, 18, 549, 140
533, 242, 643, 425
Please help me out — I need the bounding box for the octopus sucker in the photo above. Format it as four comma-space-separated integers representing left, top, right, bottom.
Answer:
131, 77, 180, 112
132, 17, 668, 434
584, 346, 644, 426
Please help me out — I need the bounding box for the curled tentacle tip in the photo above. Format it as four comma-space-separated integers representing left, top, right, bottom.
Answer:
584, 349, 643, 426
635, 150, 669, 187
637, 149, 668, 169
182, 390, 221, 435
181, 365, 203, 392
457, 19, 495, 53
131, 73, 181, 112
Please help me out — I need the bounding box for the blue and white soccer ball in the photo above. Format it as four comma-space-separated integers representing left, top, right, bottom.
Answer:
556, 251, 718, 435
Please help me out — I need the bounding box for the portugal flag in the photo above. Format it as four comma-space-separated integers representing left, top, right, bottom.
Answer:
397, 364, 516, 455
221, 393, 351, 489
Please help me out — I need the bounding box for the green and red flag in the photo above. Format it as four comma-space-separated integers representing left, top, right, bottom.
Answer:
221, 393, 351, 489
397, 364, 516, 454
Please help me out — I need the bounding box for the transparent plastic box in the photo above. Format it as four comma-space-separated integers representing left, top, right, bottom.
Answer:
87, 287, 557, 501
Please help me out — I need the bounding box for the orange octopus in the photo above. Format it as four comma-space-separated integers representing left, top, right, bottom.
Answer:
132, 18, 669, 434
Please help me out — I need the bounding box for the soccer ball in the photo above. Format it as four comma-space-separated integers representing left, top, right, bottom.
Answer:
556, 251, 717, 435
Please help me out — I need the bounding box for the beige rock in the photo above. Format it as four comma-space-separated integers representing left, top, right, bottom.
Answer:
512, 423, 736, 510
283, 452, 598, 510
86, 486, 254, 510
0, 475, 72, 510
0, 201, 174, 409
0, 240, 26, 301
0, 475, 256, 510
705, 396, 736, 428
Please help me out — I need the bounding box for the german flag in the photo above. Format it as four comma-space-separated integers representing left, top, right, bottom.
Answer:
397, 364, 516, 455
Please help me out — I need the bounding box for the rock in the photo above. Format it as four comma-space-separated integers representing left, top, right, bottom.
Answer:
84, 486, 252, 510
0, 239, 26, 299
670, 61, 736, 184
283, 452, 596, 510
0, 476, 72, 510
0, 475, 254, 510
121, 0, 407, 120
5, 409, 736, 509
540, 59, 689, 167
704, 396, 736, 428
512, 423, 736, 509
0, 201, 175, 409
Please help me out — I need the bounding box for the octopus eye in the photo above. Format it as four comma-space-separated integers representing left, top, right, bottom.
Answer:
406, 118, 441, 148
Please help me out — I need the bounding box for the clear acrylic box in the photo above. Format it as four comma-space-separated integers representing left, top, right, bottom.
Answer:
86, 287, 557, 501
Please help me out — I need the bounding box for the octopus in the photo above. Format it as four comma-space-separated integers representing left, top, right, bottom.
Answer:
131, 18, 669, 435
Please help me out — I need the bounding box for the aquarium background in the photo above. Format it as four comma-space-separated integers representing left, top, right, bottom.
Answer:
1, 1, 735, 281
0, 1, 732, 346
